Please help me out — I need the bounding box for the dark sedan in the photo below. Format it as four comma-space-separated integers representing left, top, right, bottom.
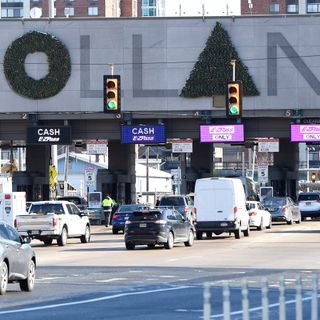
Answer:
112, 204, 150, 234
124, 208, 195, 250
0, 221, 36, 295
263, 196, 301, 224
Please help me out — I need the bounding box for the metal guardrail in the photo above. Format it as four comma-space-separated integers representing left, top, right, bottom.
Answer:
203, 273, 319, 320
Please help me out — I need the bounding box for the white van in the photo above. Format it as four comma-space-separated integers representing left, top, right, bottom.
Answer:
194, 177, 250, 240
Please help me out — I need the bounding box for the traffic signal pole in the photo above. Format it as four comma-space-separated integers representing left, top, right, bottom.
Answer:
230, 59, 236, 81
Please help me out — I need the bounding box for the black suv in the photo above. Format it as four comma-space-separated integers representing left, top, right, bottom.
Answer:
57, 196, 87, 211
124, 208, 195, 250
158, 195, 195, 223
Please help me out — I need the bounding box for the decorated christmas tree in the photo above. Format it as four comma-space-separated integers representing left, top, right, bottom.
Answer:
180, 21, 259, 97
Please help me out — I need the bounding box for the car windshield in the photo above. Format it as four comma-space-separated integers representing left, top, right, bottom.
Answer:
30, 204, 64, 214
58, 197, 85, 206
119, 204, 140, 212
246, 203, 256, 210
130, 211, 162, 221
159, 197, 184, 206
298, 194, 320, 201
263, 197, 286, 207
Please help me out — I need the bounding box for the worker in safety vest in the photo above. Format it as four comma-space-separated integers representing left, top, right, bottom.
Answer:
102, 194, 114, 227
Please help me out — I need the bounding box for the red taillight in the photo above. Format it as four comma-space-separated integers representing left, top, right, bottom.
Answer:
14, 219, 17, 228
193, 208, 197, 222
316, 200, 320, 203
249, 211, 257, 216
5, 194, 10, 199
282, 205, 288, 212
125, 220, 132, 225
52, 217, 58, 226
234, 206, 238, 221
184, 207, 189, 212
113, 214, 120, 219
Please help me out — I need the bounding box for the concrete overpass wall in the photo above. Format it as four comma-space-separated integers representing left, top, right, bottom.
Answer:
0, 16, 319, 117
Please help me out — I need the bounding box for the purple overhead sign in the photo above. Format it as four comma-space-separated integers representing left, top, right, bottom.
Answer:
200, 124, 244, 143
291, 124, 320, 142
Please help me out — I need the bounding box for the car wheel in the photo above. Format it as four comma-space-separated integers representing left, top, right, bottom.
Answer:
235, 228, 241, 239
257, 218, 263, 231
57, 227, 68, 246
125, 242, 135, 250
147, 244, 155, 249
184, 230, 194, 247
20, 259, 36, 292
206, 232, 212, 238
80, 225, 91, 243
266, 218, 272, 229
164, 232, 174, 249
196, 232, 203, 240
112, 228, 119, 234
243, 223, 250, 237
0, 261, 8, 295
43, 239, 53, 246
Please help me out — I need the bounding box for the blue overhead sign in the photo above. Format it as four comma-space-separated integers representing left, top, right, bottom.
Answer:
121, 125, 165, 144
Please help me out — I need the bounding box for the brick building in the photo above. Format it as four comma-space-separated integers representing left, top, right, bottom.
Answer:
241, 0, 320, 15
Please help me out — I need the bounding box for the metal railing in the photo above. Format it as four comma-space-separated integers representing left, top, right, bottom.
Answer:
203, 273, 319, 320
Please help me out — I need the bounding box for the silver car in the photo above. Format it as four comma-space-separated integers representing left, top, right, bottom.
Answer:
0, 220, 36, 294
263, 197, 301, 224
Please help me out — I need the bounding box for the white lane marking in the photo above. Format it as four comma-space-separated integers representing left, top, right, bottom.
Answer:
37, 277, 64, 281
96, 278, 127, 283
0, 285, 193, 315
159, 275, 177, 278
168, 255, 203, 262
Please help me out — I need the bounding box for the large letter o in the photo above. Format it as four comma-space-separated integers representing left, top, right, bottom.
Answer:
3, 31, 71, 100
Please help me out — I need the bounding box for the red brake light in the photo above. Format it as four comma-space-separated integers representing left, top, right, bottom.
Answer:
282, 205, 288, 212
52, 217, 58, 226
249, 211, 257, 216
316, 200, 320, 203
14, 219, 17, 228
184, 207, 189, 212
113, 214, 120, 219
5, 194, 10, 199
234, 206, 238, 221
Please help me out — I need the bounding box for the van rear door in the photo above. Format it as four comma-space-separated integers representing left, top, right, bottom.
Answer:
196, 181, 235, 222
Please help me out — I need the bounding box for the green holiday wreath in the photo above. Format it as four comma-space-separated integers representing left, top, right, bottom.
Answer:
3, 31, 71, 100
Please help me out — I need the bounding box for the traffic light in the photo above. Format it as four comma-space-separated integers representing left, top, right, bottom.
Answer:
104, 75, 120, 113
226, 81, 242, 118
311, 171, 317, 183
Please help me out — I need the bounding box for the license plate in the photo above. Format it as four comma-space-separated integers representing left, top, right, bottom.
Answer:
139, 223, 147, 228
220, 222, 228, 227
306, 202, 311, 206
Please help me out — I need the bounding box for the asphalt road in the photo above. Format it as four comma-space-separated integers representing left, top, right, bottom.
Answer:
1, 220, 320, 319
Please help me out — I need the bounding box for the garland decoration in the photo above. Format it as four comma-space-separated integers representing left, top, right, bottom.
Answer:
180, 22, 259, 97
3, 31, 71, 100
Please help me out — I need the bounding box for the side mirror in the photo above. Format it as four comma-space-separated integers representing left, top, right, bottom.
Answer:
80, 210, 88, 217
21, 236, 31, 244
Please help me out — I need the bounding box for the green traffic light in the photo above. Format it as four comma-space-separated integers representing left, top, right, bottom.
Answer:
229, 104, 239, 115
107, 101, 117, 109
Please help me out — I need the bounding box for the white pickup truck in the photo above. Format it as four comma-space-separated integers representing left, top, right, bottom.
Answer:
15, 201, 91, 246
